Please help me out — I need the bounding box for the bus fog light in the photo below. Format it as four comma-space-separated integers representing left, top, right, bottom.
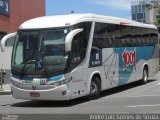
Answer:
62, 90, 67, 95
11, 79, 22, 87
53, 82, 61, 87
50, 78, 71, 87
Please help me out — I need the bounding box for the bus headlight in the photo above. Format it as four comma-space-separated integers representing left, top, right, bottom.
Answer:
11, 79, 22, 87
50, 78, 71, 87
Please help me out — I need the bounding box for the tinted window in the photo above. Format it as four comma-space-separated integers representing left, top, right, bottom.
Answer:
137, 13, 144, 19
69, 22, 92, 71
132, 14, 136, 20
93, 22, 158, 49
93, 23, 108, 49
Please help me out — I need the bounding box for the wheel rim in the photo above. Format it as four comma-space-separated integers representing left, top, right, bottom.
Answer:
90, 81, 98, 96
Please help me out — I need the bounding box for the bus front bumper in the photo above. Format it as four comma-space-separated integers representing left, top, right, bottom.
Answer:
10, 84, 71, 101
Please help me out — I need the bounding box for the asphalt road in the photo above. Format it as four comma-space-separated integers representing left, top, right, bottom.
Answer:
0, 72, 160, 119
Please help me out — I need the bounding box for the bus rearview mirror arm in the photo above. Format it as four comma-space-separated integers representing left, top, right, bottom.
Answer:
65, 29, 83, 52
1, 32, 17, 52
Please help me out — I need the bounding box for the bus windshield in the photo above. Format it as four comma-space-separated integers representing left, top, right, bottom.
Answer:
12, 28, 71, 77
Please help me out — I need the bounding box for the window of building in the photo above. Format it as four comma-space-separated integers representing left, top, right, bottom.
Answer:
132, 14, 136, 20
137, 13, 144, 19
138, 5, 142, 13
135, 5, 138, 13
131, 6, 135, 14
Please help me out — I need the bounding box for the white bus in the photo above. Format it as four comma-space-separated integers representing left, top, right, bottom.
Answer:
1, 13, 159, 100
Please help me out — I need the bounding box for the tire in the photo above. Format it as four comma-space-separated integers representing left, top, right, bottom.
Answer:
87, 77, 101, 100
141, 68, 148, 84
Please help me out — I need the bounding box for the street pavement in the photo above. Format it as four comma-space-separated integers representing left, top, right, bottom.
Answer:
0, 84, 11, 95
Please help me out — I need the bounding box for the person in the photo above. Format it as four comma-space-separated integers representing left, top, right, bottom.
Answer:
0, 68, 6, 85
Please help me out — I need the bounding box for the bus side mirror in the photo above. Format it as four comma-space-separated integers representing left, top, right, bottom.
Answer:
65, 29, 83, 52
1, 32, 17, 52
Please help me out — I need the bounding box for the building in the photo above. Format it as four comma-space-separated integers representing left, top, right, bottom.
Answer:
131, 0, 160, 24
0, 0, 46, 39
131, 0, 146, 23
0, 0, 46, 79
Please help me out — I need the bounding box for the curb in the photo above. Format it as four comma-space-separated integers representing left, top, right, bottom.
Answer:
0, 90, 11, 95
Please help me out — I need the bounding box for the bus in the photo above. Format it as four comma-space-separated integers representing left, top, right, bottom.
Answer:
1, 13, 159, 100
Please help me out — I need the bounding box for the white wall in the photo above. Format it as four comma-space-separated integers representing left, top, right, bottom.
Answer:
145, 8, 156, 24
0, 46, 12, 69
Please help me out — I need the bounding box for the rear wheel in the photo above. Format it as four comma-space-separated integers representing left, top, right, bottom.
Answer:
88, 77, 101, 100
141, 68, 148, 84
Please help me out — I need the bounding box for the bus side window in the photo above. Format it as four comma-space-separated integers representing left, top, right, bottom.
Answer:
69, 22, 92, 71
93, 22, 108, 49
91, 46, 101, 55
70, 34, 82, 67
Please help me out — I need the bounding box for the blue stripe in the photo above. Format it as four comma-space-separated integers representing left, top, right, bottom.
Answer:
49, 74, 64, 81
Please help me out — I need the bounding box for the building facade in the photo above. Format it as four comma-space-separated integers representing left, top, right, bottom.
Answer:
131, 0, 160, 24
131, 0, 146, 23
0, 0, 46, 39
0, 0, 45, 77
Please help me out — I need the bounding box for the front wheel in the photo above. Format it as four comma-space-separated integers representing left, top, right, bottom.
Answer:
141, 68, 148, 84
87, 77, 101, 100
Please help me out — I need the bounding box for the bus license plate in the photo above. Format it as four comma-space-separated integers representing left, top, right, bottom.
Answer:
30, 92, 40, 97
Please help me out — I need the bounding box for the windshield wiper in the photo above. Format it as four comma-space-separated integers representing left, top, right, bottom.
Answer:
40, 49, 50, 78
20, 50, 36, 78
42, 60, 50, 78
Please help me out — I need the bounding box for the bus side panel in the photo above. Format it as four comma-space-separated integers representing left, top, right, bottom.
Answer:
148, 45, 159, 77
113, 47, 137, 85
70, 66, 88, 99
101, 48, 120, 89
113, 46, 158, 85
86, 45, 158, 94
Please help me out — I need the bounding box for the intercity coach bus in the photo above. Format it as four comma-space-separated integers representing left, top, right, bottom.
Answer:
1, 13, 159, 100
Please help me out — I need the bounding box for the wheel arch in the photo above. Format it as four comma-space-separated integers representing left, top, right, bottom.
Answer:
142, 63, 149, 78
87, 71, 102, 95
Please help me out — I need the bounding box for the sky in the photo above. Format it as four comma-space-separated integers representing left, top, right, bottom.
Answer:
46, 0, 133, 20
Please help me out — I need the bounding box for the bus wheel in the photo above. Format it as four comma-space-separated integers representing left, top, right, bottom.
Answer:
88, 77, 101, 100
141, 68, 148, 84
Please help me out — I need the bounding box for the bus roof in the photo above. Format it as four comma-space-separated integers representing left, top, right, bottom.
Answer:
19, 13, 157, 30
